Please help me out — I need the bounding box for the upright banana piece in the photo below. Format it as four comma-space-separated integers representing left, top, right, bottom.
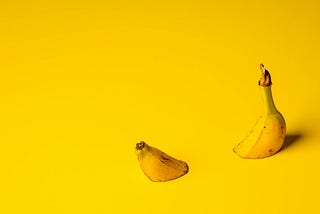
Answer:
136, 141, 189, 182
233, 64, 286, 158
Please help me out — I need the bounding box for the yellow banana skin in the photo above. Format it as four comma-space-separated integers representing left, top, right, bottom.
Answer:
233, 65, 286, 158
136, 141, 189, 182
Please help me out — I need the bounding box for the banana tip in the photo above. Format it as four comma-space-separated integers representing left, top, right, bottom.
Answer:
258, 63, 272, 87
136, 141, 146, 150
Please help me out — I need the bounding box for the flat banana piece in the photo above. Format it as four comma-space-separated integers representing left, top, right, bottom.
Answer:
136, 141, 189, 182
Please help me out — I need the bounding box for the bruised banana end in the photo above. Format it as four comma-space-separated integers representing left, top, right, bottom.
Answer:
136, 141, 189, 182
233, 64, 286, 159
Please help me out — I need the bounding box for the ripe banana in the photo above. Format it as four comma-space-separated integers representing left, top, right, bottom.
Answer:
135, 141, 189, 182
233, 64, 286, 158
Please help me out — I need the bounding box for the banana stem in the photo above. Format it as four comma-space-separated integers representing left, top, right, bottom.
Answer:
258, 64, 277, 114
259, 64, 272, 87
260, 86, 277, 114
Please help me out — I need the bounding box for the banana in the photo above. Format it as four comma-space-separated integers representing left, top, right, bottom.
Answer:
233, 64, 286, 158
135, 141, 189, 182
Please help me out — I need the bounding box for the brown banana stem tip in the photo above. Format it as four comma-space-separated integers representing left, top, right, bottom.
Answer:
136, 141, 146, 150
258, 64, 272, 87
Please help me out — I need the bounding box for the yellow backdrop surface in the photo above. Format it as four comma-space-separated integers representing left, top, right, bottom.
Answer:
1, 0, 320, 213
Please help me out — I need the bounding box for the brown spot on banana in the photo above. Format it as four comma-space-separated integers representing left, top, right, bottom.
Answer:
160, 155, 170, 161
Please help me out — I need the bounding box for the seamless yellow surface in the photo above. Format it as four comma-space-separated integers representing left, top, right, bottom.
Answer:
1, 0, 320, 213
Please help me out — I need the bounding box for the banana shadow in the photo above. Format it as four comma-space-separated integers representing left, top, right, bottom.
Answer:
281, 133, 303, 150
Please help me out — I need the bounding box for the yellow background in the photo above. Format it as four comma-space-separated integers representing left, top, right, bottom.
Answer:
1, 0, 320, 213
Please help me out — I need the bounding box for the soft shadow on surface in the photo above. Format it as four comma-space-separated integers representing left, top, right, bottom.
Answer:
281, 134, 303, 150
